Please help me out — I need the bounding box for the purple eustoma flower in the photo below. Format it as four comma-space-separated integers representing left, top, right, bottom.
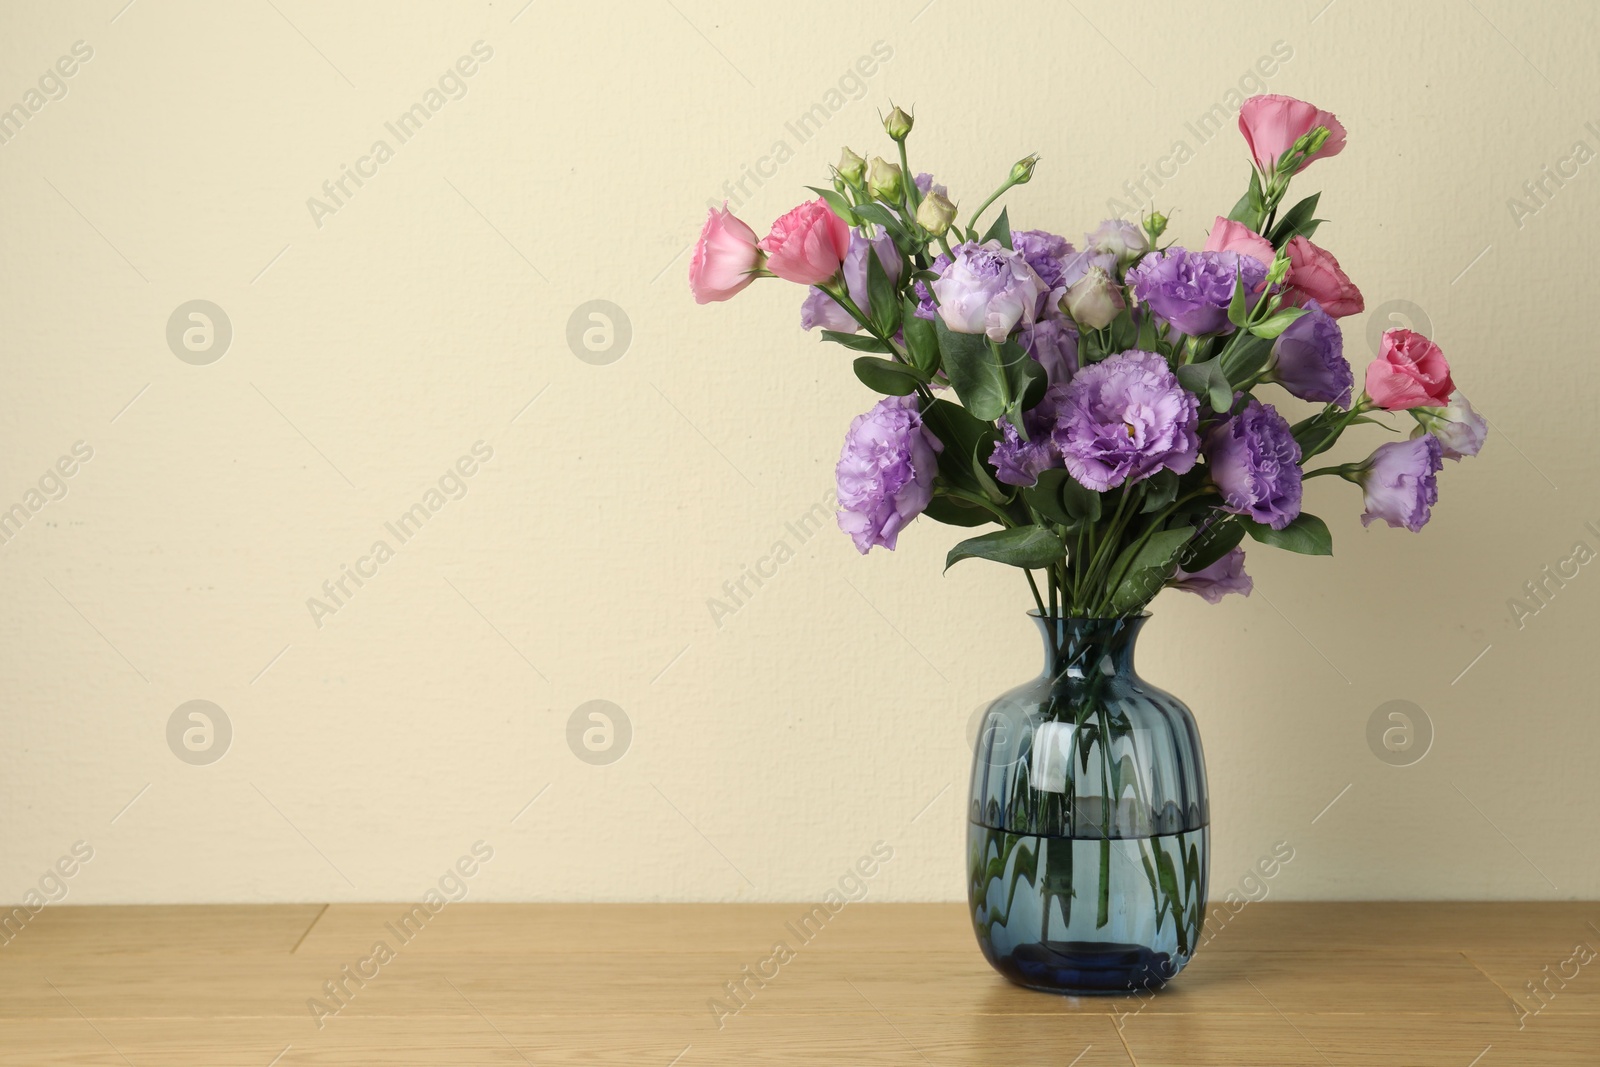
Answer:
800, 229, 901, 333
990, 384, 1069, 488
912, 249, 953, 322
1359, 434, 1443, 532
931, 240, 1049, 342
1126, 247, 1268, 338
835, 396, 943, 553
1269, 300, 1352, 406
1203, 398, 1304, 530
1172, 547, 1253, 603
1017, 319, 1079, 387
1054, 350, 1200, 491
1011, 229, 1077, 294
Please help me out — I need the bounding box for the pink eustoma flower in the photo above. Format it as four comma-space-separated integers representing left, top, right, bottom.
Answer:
1283, 236, 1364, 318
1366, 329, 1455, 411
1238, 94, 1347, 175
1203, 216, 1275, 270
689, 203, 760, 304
758, 198, 852, 286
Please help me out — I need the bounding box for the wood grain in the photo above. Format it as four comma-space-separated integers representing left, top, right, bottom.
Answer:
0, 902, 1594, 1064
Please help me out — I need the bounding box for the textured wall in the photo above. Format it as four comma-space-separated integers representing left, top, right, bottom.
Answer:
1, 0, 1596, 907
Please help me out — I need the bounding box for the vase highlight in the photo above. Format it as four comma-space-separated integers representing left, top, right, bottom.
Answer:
968, 614, 1208, 994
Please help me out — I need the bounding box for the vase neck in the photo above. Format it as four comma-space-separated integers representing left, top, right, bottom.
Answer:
1033, 614, 1146, 679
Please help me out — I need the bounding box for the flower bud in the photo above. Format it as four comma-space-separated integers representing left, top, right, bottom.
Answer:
1009, 154, 1039, 185
837, 147, 867, 187
883, 105, 914, 142
1266, 250, 1291, 287
1062, 265, 1126, 330
1143, 211, 1169, 242
867, 156, 904, 202
915, 191, 957, 237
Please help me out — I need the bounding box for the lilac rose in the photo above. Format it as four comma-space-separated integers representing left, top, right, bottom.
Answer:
800, 228, 902, 333
1203, 398, 1304, 530
1054, 350, 1200, 491
1126, 247, 1268, 337
1172, 546, 1253, 603
931, 240, 1049, 342
1359, 434, 1443, 532
1268, 299, 1352, 406
835, 396, 943, 553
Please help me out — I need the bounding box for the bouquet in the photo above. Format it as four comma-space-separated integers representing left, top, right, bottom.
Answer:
689, 96, 1485, 630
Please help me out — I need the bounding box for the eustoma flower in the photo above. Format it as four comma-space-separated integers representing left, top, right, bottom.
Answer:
1365, 328, 1454, 410
1054, 350, 1200, 491
1268, 300, 1352, 406
1282, 236, 1363, 317
689, 203, 761, 304
1017, 319, 1078, 387
1203, 399, 1303, 530
990, 385, 1068, 487
1203, 217, 1274, 270
1412, 392, 1487, 460
1126, 248, 1268, 337
1238, 95, 1347, 175
1172, 547, 1253, 603
799, 229, 902, 333
758, 198, 851, 286
1358, 435, 1443, 532
835, 396, 943, 554
931, 240, 1049, 342
1083, 219, 1150, 268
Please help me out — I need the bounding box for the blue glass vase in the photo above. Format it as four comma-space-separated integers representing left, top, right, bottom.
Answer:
968, 614, 1209, 995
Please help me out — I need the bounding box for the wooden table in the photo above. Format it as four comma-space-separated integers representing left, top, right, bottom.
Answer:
0, 902, 1594, 1064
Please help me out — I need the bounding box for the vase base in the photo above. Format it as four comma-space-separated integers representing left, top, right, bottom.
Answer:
989, 940, 1175, 996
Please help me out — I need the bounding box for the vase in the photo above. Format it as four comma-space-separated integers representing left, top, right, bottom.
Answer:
967, 613, 1209, 995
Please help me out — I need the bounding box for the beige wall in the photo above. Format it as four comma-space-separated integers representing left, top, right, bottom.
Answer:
1, 0, 1596, 907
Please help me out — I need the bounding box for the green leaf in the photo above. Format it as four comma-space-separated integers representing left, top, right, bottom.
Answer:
1226, 262, 1250, 328
1140, 469, 1179, 514
1267, 192, 1320, 245
970, 450, 1008, 504
1226, 169, 1264, 227
865, 248, 901, 336
1176, 360, 1233, 415
1059, 477, 1103, 523
923, 399, 994, 495
1219, 331, 1274, 386
1174, 517, 1245, 574
1024, 470, 1074, 525
1006, 342, 1046, 410
923, 495, 994, 528
805, 186, 856, 225
1246, 513, 1332, 555
935, 318, 1007, 421
1108, 525, 1196, 614
1248, 307, 1307, 340
980, 206, 1012, 249
901, 301, 940, 375
945, 525, 1063, 572
851, 202, 904, 234
852, 356, 925, 396
820, 329, 892, 353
